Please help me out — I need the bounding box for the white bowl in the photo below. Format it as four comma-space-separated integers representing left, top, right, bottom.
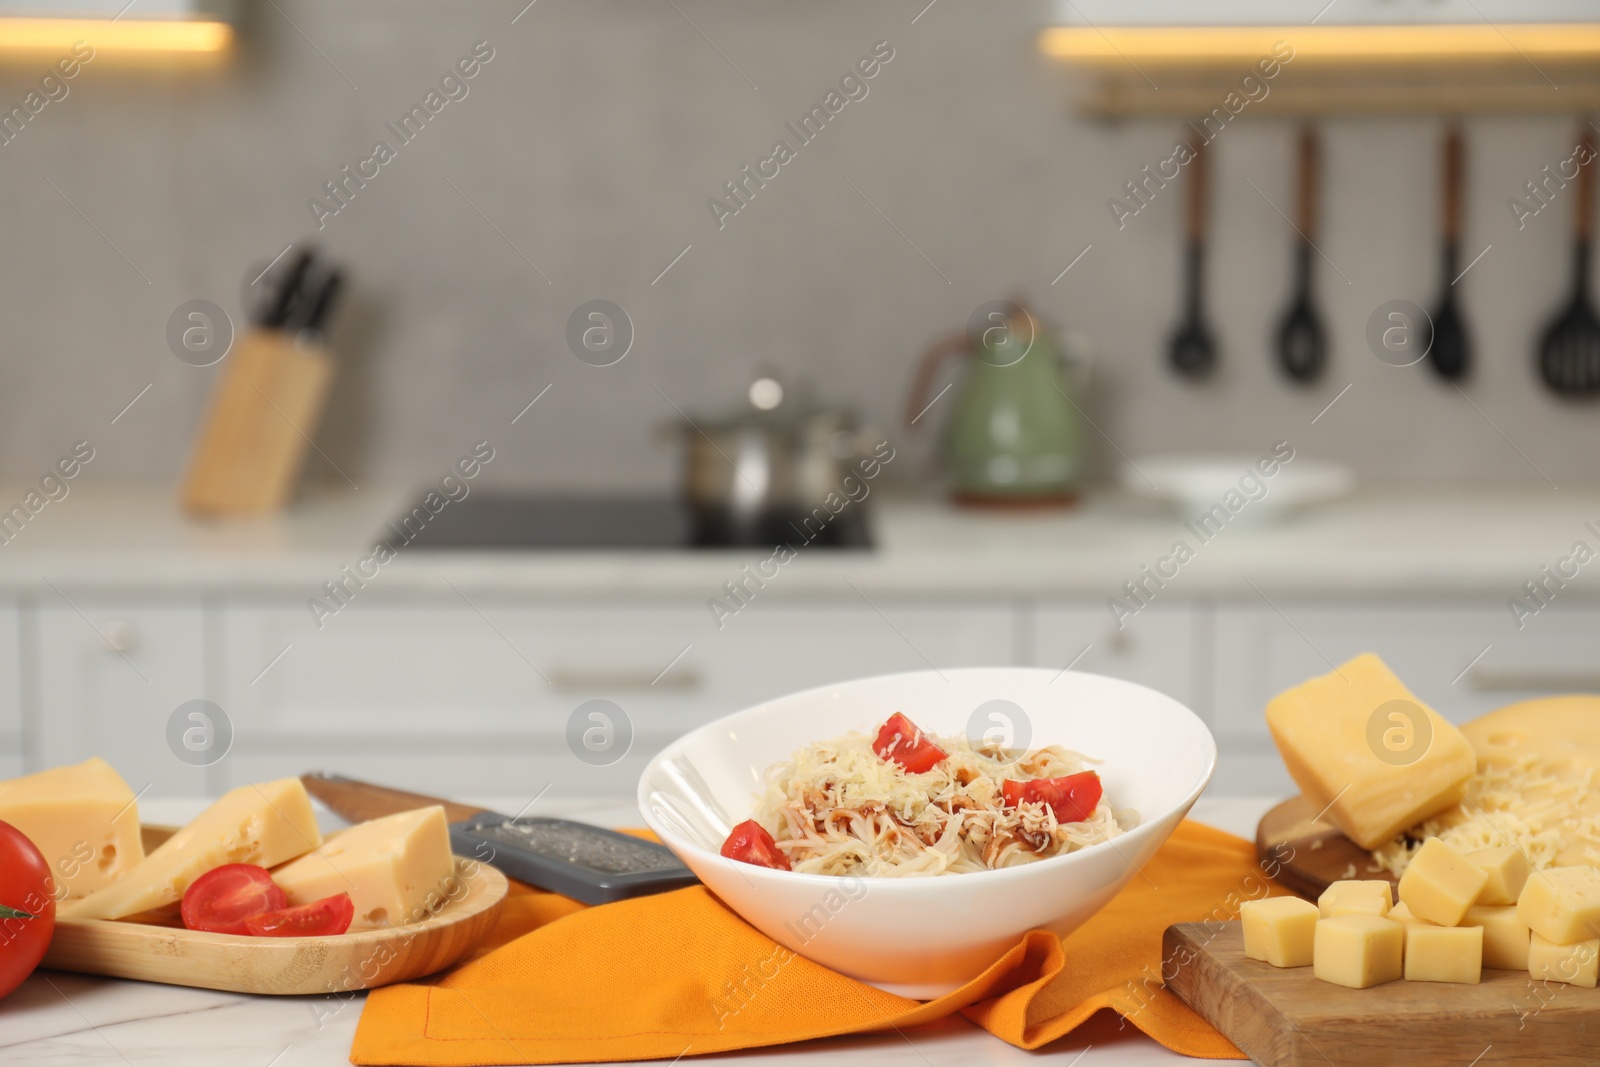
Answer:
636, 667, 1216, 998
1123, 454, 1354, 526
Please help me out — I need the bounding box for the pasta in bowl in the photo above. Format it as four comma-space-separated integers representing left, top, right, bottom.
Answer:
638, 668, 1215, 998
726, 713, 1134, 877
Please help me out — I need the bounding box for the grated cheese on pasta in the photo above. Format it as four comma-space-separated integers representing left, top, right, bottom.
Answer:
753, 730, 1134, 877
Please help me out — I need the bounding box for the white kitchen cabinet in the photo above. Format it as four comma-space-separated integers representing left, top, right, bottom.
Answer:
1210, 600, 1600, 732
1032, 602, 1199, 708
0, 597, 21, 778
35, 597, 209, 796
1206, 599, 1600, 795
218, 595, 1022, 798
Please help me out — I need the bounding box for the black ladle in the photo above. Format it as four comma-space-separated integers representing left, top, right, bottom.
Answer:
1276, 126, 1326, 384
1537, 124, 1600, 396
1169, 139, 1216, 379
1428, 124, 1471, 380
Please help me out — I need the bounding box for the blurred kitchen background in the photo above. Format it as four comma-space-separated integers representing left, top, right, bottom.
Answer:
3, 0, 1599, 805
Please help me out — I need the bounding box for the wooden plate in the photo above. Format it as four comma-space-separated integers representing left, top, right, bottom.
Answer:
1255, 794, 1398, 901
41, 826, 508, 995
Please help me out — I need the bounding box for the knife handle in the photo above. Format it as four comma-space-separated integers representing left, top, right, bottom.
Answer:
299, 772, 488, 826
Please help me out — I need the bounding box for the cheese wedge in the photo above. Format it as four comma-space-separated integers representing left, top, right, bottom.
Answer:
270, 805, 455, 931
0, 758, 145, 900
1266, 653, 1476, 850
62, 778, 320, 921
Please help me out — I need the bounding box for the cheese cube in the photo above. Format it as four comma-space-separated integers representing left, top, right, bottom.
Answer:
1312, 915, 1404, 989
1241, 896, 1319, 967
63, 778, 320, 921
1461, 905, 1531, 970
1387, 900, 1437, 950
1529, 932, 1600, 988
0, 758, 145, 900
1467, 847, 1529, 907
1318, 880, 1392, 918
1399, 838, 1488, 927
270, 805, 455, 931
1517, 866, 1600, 945
1404, 923, 1482, 984
1265, 654, 1476, 850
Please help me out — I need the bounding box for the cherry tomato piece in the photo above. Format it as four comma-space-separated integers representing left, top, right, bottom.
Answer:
0, 820, 56, 1000
244, 893, 355, 937
1002, 771, 1103, 824
181, 864, 288, 935
871, 712, 947, 774
720, 820, 791, 870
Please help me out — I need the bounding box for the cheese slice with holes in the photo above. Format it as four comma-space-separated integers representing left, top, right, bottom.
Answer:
0, 758, 145, 900
61, 778, 320, 921
1266, 653, 1476, 850
270, 805, 456, 931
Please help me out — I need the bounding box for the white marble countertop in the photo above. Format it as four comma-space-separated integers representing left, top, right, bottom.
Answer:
0, 479, 1595, 597
2, 795, 1276, 1067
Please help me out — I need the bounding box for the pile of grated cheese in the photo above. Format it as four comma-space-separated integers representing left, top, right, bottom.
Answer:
1370, 753, 1600, 877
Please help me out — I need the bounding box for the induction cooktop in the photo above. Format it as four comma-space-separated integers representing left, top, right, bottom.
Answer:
399, 494, 872, 550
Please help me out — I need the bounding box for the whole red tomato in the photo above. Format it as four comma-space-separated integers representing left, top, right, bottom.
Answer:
0, 820, 56, 998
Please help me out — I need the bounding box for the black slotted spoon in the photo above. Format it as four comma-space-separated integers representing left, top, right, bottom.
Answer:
1168, 138, 1217, 379
1428, 124, 1471, 380
1538, 124, 1600, 397
1276, 126, 1326, 384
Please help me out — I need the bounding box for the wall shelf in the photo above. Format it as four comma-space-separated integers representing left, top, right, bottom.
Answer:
1040, 24, 1600, 118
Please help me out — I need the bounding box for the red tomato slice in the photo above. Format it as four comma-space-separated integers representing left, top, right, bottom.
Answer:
871, 712, 947, 773
0, 820, 56, 1000
1002, 771, 1103, 824
181, 864, 288, 935
719, 819, 791, 870
244, 893, 355, 937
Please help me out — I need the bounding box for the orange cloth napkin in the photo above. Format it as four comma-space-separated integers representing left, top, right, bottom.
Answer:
352, 820, 1289, 1065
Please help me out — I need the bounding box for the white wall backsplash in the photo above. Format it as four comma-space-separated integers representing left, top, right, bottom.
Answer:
0, 0, 1590, 491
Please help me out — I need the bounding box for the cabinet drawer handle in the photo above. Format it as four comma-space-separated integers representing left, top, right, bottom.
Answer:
103, 620, 140, 655
1466, 668, 1600, 692
547, 667, 703, 693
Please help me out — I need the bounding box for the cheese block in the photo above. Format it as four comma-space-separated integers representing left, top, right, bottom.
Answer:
1317, 879, 1392, 918
1517, 866, 1600, 945
1265, 653, 1476, 850
1404, 923, 1482, 984
1529, 932, 1600, 988
1242, 896, 1319, 967
1461, 904, 1531, 970
1467, 846, 1529, 906
1313, 915, 1404, 989
1399, 837, 1488, 927
270, 805, 455, 931
0, 758, 145, 900
62, 778, 320, 921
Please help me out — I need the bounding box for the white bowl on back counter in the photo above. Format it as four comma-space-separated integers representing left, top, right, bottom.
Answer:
1123, 453, 1354, 526
637, 667, 1216, 998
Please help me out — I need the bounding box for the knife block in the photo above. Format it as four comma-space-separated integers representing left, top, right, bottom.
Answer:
180, 329, 336, 517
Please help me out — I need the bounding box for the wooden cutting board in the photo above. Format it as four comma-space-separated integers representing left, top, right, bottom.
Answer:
1255, 794, 1399, 901
1164, 921, 1595, 1067
42, 825, 506, 995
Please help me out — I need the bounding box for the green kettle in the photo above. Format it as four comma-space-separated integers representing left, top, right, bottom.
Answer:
906, 301, 1087, 506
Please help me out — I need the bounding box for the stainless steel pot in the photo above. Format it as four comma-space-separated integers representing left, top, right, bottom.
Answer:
664, 379, 873, 545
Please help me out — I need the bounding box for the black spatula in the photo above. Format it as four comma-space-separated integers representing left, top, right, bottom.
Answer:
1276, 126, 1326, 384
1428, 124, 1471, 380
1538, 124, 1600, 397
1169, 138, 1217, 379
